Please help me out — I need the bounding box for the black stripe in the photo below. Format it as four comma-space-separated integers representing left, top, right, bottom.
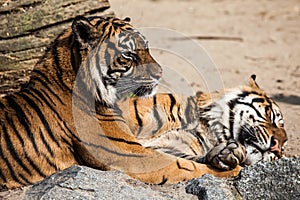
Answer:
82, 140, 143, 158
195, 133, 210, 153
100, 21, 110, 33
185, 96, 197, 125
6, 96, 39, 154
233, 95, 267, 121
158, 176, 168, 185
266, 97, 277, 127
0, 155, 7, 182
133, 99, 143, 136
24, 151, 47, 178
151, 95, 164, 135
0, 101, 5, 109
52, 41, 63, 80
61, 137, 72, 148
0, 145, 19, 184
167, 94, 176, 122
0, 168, 6, 183
97, 134, 142, 146
260, 126, 269, 144
70, 40, 79, 74
18, 174, 33, 185
97, 118, 127, 123
2, 125, 32, 176
5, 112, 25, 147
228, 100, 236, 138
29, 88, 63, 121
41, 152, 58, 170
39, 129, 54, 157
21, 94, 61, 148
133, 99, 143, 127
238, 91, 261, 98
239, 110, 244, 121
177, 106, 182, 123
240, 101, 266, 120
252, 98, 265, 103
51, 41, 71, 90
61, 121, 80, 141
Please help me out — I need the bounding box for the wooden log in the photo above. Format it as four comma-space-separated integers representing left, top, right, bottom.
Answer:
0, 0, 112, 95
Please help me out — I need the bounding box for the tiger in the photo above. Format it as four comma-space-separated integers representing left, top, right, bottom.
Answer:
0, 15, 164, 190
117, 75, 288, 175
0, 15, 241, 191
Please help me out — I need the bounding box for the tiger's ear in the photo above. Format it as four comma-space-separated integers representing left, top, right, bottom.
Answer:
72, 16, 100, 47
249, 74, 260, 89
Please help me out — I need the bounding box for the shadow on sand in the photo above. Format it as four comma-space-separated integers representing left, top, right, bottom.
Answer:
272, 94, 300, 106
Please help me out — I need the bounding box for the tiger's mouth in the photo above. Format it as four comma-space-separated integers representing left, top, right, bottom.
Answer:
239, 127, 283, 166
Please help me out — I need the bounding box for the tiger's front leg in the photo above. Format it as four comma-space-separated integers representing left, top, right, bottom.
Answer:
204, 139, 246, 170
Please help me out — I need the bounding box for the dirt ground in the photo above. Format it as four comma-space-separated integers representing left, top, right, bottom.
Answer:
110, 0, 300, 157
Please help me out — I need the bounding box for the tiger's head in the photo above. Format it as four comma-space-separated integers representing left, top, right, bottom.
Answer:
71, 16, 162, 106
199, 75, 288, 166
233, 75, 288, 165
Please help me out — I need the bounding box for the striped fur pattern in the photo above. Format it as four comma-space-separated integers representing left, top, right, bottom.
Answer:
119, 75, 288, 170
0, 16, 162, 190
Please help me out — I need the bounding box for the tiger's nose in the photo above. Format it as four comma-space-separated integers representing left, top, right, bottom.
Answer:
151, 68, 163, 80
152, 72, 162, 80
270, 137, 281, 156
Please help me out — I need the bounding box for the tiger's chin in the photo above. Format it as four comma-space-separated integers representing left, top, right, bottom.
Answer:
243, 145, 279, 166
133, 84, 158, 97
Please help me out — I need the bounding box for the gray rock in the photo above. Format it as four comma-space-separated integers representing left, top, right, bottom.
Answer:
235, 157, 300, 200
1, 157, 299, 200
186, 157, 300, 200
0, 165, 194, 200
186, 174, 242, 200
25, 165, 192, 200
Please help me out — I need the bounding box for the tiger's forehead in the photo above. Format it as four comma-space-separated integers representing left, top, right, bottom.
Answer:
235, 88, 283, 115
90, 16, 133, 30
117, 30, 149, 51
89, 16, 148, 51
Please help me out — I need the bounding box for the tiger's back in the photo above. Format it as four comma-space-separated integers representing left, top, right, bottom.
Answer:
0, 29, 79, 189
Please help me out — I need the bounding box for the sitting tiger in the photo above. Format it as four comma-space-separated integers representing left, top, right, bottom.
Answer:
0, 16, 165, 190
118, 75, 288, 174
0, 15, 241, 191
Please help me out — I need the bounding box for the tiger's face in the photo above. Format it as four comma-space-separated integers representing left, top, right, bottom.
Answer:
71, 16, 162, 106
230, 79, 288, 165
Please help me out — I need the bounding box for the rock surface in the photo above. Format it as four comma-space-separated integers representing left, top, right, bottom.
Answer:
235, 157, 300, 200
1, 157, 299, 200
186, 174, 242, 200
186, 157, 300, 200
0, 165, 195, 200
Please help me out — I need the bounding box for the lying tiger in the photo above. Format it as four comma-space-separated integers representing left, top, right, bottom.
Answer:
118, 75, 288, 175
0, 15, 287, 190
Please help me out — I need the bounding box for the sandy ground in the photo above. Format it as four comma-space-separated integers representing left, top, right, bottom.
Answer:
109, 0, 300, 157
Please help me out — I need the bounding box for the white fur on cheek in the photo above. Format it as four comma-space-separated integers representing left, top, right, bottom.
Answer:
244, 145, 263, 166
90, 62, 117, 106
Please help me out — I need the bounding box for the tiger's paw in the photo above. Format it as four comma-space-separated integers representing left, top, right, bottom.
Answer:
205, 139, 246, 170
